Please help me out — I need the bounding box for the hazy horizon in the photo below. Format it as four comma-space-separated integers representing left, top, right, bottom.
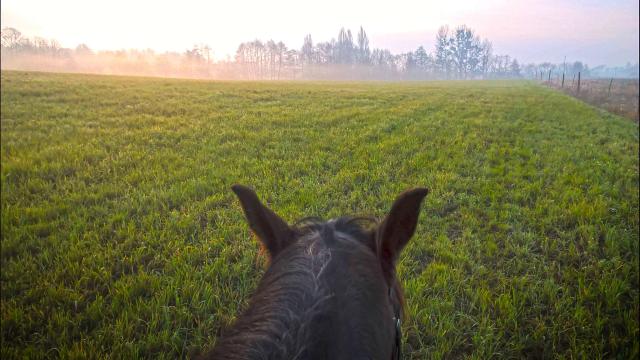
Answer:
2, 0, 638, 66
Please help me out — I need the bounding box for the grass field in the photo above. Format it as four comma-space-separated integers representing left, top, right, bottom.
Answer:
1, 71, 638, 359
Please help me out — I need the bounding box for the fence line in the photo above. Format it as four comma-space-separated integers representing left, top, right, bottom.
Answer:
539, 74, 639, 121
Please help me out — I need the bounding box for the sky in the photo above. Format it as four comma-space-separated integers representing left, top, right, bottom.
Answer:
2, 0, 638, 66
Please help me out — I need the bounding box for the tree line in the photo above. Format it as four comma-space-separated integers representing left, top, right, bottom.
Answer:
2, 26, 637, 80
233, 25, 522, 80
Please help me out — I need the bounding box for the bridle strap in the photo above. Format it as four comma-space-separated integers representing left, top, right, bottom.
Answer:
389, 287, 402, 359
393, 316, 402, 359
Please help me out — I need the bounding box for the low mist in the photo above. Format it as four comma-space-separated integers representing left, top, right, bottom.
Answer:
2, 26, 638, 81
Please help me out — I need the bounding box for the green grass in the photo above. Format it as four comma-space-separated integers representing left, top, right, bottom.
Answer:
1, 71, 638, 359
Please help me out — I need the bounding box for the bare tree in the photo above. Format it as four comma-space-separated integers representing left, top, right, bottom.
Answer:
276, 41, 286, 79
75, 44, 93, 55
509, 59, 521, 77
356, 26, 370, 65
449, 26, 482, 79
479, 40, 493, 77
301, 34, 314, 75
337, 28, 354, 64
434, 26, 451, 79
267, 40, 277, 79
1, 27, 22, 48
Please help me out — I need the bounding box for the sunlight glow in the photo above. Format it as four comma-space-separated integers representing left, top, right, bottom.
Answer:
2, 0, 638, 64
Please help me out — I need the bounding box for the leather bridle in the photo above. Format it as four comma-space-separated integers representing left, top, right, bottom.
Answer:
392, 315, 401, 359
389, 287, 402, 360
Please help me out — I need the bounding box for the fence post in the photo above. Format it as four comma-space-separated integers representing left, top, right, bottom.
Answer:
577, 72, 581, 93
561, 73, 565, 88
608, 78, 613, 96
548, 69, 551, 82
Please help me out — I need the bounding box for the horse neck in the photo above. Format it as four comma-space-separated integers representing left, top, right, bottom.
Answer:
208, 251, 331, 359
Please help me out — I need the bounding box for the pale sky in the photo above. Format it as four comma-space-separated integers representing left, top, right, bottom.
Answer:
2, 0, 638, 65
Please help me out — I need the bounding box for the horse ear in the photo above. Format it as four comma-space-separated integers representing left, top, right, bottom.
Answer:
377, 188, 429, 270
231, 185, 294, 259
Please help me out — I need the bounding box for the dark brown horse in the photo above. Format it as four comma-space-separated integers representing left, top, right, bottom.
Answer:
201, 185, 429, 360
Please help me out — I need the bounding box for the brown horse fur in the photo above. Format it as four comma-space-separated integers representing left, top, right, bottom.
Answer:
200, 185, 428, 360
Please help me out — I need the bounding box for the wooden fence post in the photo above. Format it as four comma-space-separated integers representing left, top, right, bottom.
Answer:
561, 73, 565, 88
577, 72, 581, 93
548, 70, 551, 82
608, 78, 613, 96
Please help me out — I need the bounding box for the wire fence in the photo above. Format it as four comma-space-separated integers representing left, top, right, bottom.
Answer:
540, 72, 639, 122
